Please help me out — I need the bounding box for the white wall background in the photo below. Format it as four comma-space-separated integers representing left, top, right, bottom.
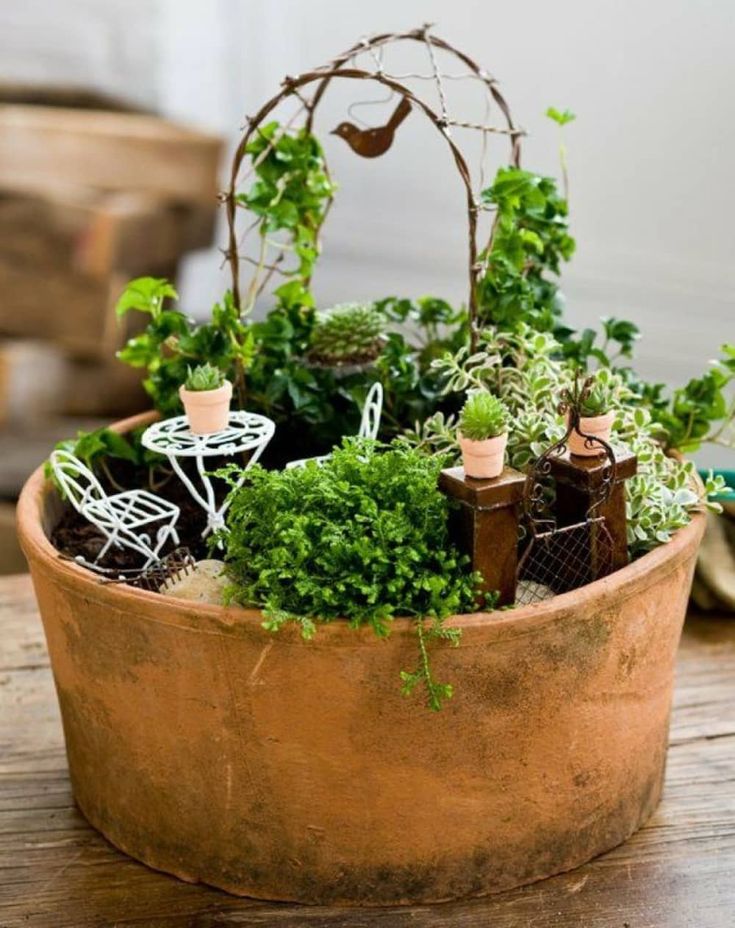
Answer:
1, 0, 733, 463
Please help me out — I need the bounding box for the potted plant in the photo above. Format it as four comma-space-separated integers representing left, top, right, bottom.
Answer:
179, 362, 232, 434
14, 25, 732, 907
458, 391, 510, 479
568, 374, 615, 457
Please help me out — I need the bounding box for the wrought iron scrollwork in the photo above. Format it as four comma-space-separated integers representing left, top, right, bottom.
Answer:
517, 375, 618, 605
522, 374, 618, 535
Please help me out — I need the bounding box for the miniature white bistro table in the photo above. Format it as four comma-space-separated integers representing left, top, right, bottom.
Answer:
141, 411, 275, 539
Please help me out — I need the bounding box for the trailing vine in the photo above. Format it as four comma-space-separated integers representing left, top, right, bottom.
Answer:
236, 121, 336, 313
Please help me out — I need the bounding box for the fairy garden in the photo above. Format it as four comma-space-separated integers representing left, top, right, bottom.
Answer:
42, 26, 732, 712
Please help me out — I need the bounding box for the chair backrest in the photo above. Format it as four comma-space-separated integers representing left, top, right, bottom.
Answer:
49, 450, 106, 513
358, 382, 383, 441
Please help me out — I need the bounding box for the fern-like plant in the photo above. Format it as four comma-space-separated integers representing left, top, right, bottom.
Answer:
459, 392, 509, 441
307, 302, 385, 366
217, 438, 484, 710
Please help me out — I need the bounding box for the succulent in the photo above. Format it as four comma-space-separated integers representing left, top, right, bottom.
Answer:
459, 391, 509, 441
307, 303, 385, 366
579, 374, 614, 417
185, 362, 226, 392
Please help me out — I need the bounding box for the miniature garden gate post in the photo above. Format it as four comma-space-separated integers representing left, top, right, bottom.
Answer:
439, 464, 526, 606
550, 447, 638, 572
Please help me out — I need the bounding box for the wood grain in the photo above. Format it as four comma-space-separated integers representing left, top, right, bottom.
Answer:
1, 574, 733, 927
0, 188, 216, 360
0, 106, 221, 204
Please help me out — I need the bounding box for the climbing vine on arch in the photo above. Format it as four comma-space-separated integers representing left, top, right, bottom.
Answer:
114, 26, 734, 463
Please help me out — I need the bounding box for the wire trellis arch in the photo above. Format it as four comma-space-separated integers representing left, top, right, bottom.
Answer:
223, 25, 525, 350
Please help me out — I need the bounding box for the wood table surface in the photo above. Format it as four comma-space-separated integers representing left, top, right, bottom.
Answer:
1, 573, 734, 927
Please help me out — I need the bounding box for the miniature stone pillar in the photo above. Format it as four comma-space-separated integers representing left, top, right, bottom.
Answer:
548, 448, 638, 571
439, 465, 526, 607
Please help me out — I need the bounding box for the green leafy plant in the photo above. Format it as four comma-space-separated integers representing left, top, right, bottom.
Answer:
217, 438, 481, 710
475, 167, 575, 333
116, 280, 253, 415
546, 106, 576, 199
44, 426, 165, 495
546, 107, 576, 127
237, 121, 336, 313
578, 372, 614, 417
646, 344, 735, 453
458, 391, 509, 441
185, 362, 226, 392
306, 303, 385, 366
410, 324, 724, 553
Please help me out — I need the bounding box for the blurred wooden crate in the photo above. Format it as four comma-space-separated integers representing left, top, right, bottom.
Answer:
0, 104, 222, 203
0, 188, 217, 358
0, 502, 26, 574
0, 87, 222, 361
0, 339, 147, 425
0, 88, 223, 500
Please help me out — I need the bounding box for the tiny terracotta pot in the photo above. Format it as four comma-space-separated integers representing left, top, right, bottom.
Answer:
568, 411, 615, 457
459, 431, 508, 479
16, 412, 706, 905
179, 381, 232, 434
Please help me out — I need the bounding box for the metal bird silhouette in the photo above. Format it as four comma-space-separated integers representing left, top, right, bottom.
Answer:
331, 96, 412, 158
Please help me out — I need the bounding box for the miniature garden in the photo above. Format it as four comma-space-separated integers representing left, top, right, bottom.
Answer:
17, 25, 734, 906
40, 31, 732, 714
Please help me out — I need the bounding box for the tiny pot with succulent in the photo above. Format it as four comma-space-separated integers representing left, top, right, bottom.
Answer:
568, 373, 616, 457
179, 363, 232, 435
458, 391, 510, 478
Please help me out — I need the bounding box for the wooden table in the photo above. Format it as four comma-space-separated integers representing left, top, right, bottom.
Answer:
1, 574, 734, 927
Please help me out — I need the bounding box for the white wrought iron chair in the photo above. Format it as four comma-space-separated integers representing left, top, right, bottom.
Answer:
50, 450, 181, 569
286, 382, 384, 469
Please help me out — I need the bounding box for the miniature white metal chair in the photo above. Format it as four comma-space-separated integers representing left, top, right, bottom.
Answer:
286, 382, 384, 469
50, 450, 180, 569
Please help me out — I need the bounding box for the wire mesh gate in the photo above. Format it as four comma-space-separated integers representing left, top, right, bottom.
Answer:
517, 378, 618, 605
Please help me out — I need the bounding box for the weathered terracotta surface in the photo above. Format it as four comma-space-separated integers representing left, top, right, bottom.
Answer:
16, 413, 705, 905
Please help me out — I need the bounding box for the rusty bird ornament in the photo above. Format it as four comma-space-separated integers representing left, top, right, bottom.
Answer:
331, 96, 412, 158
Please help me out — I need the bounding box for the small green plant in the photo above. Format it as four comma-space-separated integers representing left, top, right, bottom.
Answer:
458, 391, 509, 441
185, 363, 225, 392
578, 372, 614, 417
546, 106, 576, 200
579, 385, 610, 417
217, 438, 482, 710
44, 426, 165, 495
237, 122, 337, 313
116, 279, 253, 415
476, 167, 575, 334
307, 303, 385, 366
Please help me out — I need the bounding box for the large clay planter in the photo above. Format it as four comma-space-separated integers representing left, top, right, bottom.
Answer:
16, 413, 705, 906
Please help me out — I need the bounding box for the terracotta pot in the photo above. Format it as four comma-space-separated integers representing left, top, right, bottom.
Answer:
459, 431, 508, 479
568, 410, 615, 457
179, 381, 232, 434
17, 412, 705, 906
